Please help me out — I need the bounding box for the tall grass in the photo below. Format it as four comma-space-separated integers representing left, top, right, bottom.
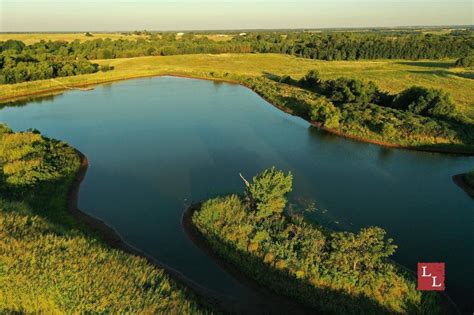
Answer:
0, 125, 207, 313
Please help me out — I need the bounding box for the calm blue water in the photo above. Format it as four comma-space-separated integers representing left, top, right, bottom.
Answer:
1, 77, 472, 311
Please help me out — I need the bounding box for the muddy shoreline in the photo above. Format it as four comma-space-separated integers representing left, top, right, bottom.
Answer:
68, 150, 315, 314
182, 203, 316, 314
2, 73, 473, 156
453, 173, 474, 198
67, 150, 243, 313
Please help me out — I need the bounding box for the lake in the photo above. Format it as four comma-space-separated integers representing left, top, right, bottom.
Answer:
1, 76, 472, 311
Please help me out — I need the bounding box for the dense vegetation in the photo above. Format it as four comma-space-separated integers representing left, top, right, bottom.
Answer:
240, 70, 474, 152
0, 40, 102, 84
1, 29, 472, 83
0, 125, 206, 313
192, 168, 446, 314
455, 55, 474, 68
237, 31, 473, 61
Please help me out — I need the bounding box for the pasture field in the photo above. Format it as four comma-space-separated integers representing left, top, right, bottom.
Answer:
0, 32, 149, 44
0, 54, 473, 118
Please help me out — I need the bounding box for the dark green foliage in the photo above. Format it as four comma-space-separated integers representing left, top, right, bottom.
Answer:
193, 169, 447, 314
0, 56, 99, 84
84, 32, 94, 37
454, 55, 474, 67
322, 77, 380, 106
278, 74, 293, 84
392, 86, 456, 118
236, 31, 472, 60
245, 167, 292, 219
298, 69, 321, 89
100, 64, 115, 72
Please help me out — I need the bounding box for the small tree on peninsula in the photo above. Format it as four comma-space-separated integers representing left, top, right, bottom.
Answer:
240, 167, 293, 219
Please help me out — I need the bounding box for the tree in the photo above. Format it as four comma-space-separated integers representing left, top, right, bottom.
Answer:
298, 69, 321, 89
328, 227, 397, 273
243, 167, 293, 219
392, 86, 456, 118
308, 98, 341, 128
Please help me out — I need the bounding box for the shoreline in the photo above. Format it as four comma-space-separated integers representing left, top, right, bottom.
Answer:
1, 73, 473, 156
67, 150, 244, 313
184, 204, 461, 315
182, 204, 316, 314
452, 173, 474, 198
69, 150, 315, 313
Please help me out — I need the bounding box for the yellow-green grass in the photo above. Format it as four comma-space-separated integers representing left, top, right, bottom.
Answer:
0, 33, 149, 44
0, 127, 207, 313
1, 54, 473, 118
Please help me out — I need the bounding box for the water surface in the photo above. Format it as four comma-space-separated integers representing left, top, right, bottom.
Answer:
1, 77, 472, 311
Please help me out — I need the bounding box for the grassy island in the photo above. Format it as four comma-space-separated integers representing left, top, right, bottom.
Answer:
191, 168, 449, 314
0, 124, 206, 313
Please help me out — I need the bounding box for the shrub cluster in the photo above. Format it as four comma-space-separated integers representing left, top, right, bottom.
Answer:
247, 71, 473, 150
193, 168, 445, 314
455, 55, 474, 68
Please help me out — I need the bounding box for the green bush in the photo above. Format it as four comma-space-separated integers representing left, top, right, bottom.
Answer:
392, 86, 456, 119
245, 167, 293, 219
322, 77, 380, 106
308, 97, 341, 128
298, 69, 321, 89
455, 55, 474, 68
193, 168, 446, 314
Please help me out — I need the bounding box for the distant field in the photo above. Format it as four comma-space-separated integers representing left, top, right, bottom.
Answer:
0, 32, 234, 44
1, 54, 473, 118
0, 33, 149, 44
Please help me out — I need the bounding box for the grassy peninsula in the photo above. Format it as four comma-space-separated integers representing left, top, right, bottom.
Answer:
0, 124, 207, 313
191, 168, 450, 314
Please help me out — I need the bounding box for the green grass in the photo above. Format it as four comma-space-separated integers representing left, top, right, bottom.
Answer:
0, 125, 207, 313
1, 54, 473, 118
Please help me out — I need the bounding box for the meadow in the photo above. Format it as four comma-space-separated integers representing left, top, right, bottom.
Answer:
0, 125, 208, 313
1, 54, 473, 119
0, 32, 150, 45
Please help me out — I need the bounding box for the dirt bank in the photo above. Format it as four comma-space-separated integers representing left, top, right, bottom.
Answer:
182, 204, 316, 314
67, 150, 242, 313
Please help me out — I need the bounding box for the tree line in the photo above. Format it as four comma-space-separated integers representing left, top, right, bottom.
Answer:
1, 30, 472, 84
237, 31, 473, 60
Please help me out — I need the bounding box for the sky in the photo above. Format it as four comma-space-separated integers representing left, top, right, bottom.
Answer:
1, 0, 473, 32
